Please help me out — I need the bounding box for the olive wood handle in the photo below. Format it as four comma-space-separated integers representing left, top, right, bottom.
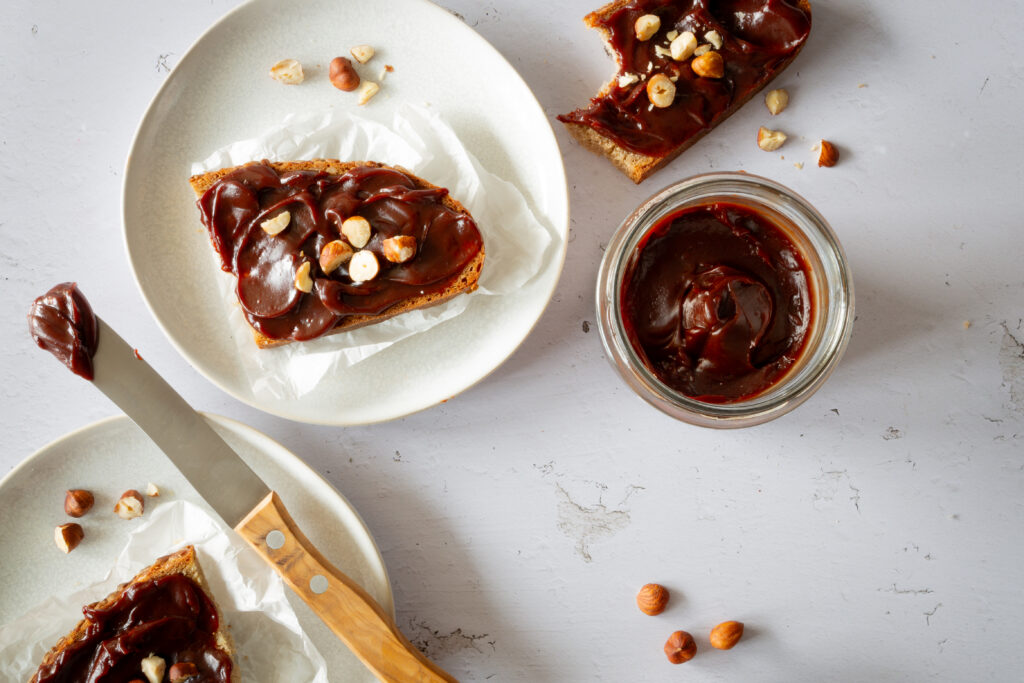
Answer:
236, 491, 457, 683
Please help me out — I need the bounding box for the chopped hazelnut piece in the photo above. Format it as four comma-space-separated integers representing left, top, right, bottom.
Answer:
646, 73, 676, 108
634, 14, 661, 41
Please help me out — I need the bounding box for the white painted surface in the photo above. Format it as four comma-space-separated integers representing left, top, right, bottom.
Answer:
1, 1, 1022, 681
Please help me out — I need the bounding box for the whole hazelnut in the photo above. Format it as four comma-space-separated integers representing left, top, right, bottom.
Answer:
55, 523, 84, 553
169, 661, 199, 682
114, 490, 145, 520
64, 489, 94, 517
710, 620, 744, 649
329, 56, 360, 92
636, 583, 669, 615
664, 630, 697, 664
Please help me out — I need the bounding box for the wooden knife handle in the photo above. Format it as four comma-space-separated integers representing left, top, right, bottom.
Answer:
236, 492, 457, 683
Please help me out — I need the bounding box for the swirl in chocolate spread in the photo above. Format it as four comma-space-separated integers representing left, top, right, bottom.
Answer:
32, 573, 231, 683
558, 0, 811, 157
197, 162, 484, 342
621, 202, 812, 402
28, 282, 99, 380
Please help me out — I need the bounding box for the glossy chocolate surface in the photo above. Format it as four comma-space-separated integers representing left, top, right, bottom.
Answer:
33, 574, 231, 683
28, 282, 99, 380
621, 202, 812, 402
197, 162, 483, 342
559, 0, 811, 156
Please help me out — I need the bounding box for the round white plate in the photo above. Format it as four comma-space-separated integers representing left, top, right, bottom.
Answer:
123, 0, 569, 425
0, 414, 393, 682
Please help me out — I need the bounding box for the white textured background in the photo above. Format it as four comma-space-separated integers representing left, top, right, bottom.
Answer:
2, 1, 1023, 681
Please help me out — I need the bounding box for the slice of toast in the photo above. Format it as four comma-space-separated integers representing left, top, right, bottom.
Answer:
559, 0, 812, 183
31, 546, 238, 683
190, 160, 485, 349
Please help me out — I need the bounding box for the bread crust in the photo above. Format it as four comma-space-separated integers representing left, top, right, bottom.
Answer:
29, 546, 238, 683
565, 0, 812, 183
190, 160, 485, 349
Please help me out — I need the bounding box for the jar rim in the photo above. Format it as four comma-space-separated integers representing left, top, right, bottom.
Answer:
595, 172, 855, 428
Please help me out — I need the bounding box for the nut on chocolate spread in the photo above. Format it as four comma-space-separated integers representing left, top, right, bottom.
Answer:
620, 202, 812, 402
196, 162, 484, 342
32, 573, 231, 683
28, 282, 99, 380
558, 0, 811, 156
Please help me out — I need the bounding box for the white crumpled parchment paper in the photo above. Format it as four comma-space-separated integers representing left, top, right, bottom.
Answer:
0, 501, 327, 682
191, 104, 554, 399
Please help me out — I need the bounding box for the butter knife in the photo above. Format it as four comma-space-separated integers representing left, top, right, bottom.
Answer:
86, 318, 455, 683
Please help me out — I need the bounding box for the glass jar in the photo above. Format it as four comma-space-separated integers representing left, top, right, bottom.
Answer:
596, 172, 855, 428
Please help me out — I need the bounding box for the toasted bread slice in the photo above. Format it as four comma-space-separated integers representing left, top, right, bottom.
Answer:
560, 0, 812, 183
31, 546, 238, 683
190, 160, 485, 349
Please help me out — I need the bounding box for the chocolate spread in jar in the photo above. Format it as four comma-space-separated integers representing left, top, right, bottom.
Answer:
196, 162, 484, 343
558, 0, 812, 157
621, 201, 812, 402
32, 573, 231, 683
28, 282, 99, 380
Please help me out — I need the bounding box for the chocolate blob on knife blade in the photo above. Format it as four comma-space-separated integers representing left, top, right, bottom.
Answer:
28, 282, 99, 380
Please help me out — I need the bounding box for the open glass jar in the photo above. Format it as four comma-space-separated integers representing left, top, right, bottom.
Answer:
596, 173, 855, 428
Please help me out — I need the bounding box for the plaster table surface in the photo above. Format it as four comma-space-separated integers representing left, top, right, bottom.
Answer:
2, 1, 1022, 681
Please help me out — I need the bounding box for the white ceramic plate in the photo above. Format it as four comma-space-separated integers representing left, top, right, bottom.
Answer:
0, 414, 393, 682
123, 0, 569, 425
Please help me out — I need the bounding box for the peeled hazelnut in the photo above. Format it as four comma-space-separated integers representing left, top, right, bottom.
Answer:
145, 482, 160, 497
636, 583, 670, 616
765, 88, 789, 115
319, 239, 354, 274
358, 80, 380, 105
294, 261, 313, 293
260, 211, 291, 236
691, 51, 724, 78
341, 216, 372, 248
693, 43, 712, 57
670, 31, 697, 61
381, 235, 417, 263
64, 489, 94, 517
168, 662, 199, 682
269, 58, 304, 85
329, 56, 360, 92
646, 73, 676, 108
114, 490, 144, 520
348, 250, 379, 283
141, 654, 166, 683
664, 630, 697, 664
350, 44, 375, 64
55, 523, 84, 553
818, 139, 839, 167
710, 620, 744, 650
705, 30, 724, 49
757, 126, 787, 151
634, 14, 661, 41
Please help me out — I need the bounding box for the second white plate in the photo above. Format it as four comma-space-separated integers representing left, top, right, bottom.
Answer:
123, 0, 568, 425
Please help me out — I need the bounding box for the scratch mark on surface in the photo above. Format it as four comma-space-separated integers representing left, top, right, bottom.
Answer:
830, 408, 840, 416
880, 584, 934, 595
813, 469, 861, 513
937, 638, 948, 653
999, 323, 1024, 411
883, 426, 903, 440
979, 76, 990, 95
407, 619, 495, 658
156, 53, 174, 72
924, 603, 943, 625
555, 483, 634, 562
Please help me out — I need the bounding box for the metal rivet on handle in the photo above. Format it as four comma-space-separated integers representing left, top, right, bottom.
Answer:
266, 530, 286, 550
310, 574, 329, 594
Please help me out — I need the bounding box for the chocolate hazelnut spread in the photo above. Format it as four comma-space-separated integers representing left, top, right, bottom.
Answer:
196, 162, 484, 343
558, 0, 811, 157
32, 574, 231, 683
621, 201, 812, 402
28, 282, 99, 380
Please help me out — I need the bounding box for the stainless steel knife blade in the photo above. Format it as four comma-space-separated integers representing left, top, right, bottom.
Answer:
91, 319, 269, 526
